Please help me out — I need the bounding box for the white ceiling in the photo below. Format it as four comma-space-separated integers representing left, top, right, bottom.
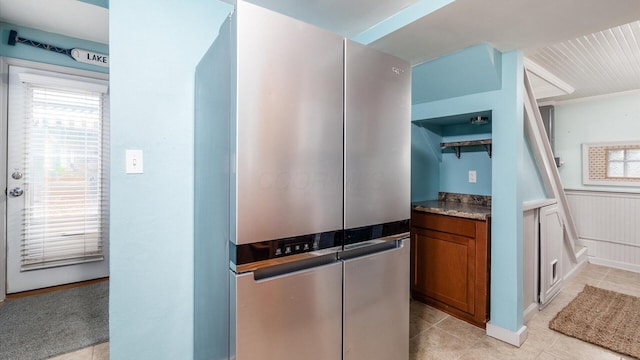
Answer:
368, 0, 640, 65
244, 0, 424, 39
0, 0, 638, 102
0, 0, 108, 44
526, 20, 640, 102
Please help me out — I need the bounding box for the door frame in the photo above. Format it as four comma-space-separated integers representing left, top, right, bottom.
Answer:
0, 57, 109, 300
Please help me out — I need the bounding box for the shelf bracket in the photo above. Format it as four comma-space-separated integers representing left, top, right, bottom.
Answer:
483, 144, 492, 158
454, 146, 461, 159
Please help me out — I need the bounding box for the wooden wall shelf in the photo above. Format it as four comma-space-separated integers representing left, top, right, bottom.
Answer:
440, 139, 492, 159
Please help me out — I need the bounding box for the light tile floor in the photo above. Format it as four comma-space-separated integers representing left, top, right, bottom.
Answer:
410, 263, 640, 360
50, 263, 640, 360
47, 342, 108, 360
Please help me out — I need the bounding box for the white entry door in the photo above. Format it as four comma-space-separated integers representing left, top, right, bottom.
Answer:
6, 64, 109, 294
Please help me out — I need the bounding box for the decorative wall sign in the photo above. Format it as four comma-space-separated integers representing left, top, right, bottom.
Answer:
7, 29, 109, 68
70, 49, 109, 67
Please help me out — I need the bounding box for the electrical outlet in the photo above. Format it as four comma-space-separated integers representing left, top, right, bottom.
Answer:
468, 170, 477, 183
126, 149, 144, 174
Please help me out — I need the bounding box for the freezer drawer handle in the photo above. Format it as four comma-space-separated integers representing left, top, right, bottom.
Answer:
253, 253, 338, 281
339, 238, 406, 261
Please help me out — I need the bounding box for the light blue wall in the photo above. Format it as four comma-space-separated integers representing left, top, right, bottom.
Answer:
0, 22, 108, 73
411, 45, 499, 198
490, 51, 524, 331
439, 124, 493, 196
411, 123, 441, 201
412, 43, 502, 104
352, 0, 454, 44
194, 14, 233, 360
522, 134, 547, 201
78, 0, 109, 8
411, 123, 493, 198
412, 48, 529, 333
554, 92, 640, 193
109, 1, 232, 359
440, 151, 492, 196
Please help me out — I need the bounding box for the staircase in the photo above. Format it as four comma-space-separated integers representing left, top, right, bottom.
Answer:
522, 71, 587, 268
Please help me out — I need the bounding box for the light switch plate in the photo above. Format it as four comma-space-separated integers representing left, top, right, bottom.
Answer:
126, 149, 144, 174
468, 170, 477, 183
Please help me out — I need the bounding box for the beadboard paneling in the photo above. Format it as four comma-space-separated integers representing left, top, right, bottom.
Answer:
565, 189, 640, 272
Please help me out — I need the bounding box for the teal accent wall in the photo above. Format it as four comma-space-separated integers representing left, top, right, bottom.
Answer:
554, 92, 640, 193
412, 48, 531, 334
109, 1, 232, 359
0, 22, 108, 73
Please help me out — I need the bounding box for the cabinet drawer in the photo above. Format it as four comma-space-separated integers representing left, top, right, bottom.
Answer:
412, 211, 476, 238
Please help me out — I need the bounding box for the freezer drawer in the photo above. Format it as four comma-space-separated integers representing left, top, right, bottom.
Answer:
232, 260, 343, 360
343, 238, 410, 360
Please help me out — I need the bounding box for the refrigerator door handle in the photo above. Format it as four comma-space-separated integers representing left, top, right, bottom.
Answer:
339, 236, 408, 261
252, 253, 338, 281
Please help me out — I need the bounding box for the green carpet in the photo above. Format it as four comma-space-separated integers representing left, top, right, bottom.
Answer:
0, 282, 109, 360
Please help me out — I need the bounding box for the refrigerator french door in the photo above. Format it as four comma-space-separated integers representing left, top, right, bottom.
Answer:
341, 40, 412, 360
194, 2, 412, 359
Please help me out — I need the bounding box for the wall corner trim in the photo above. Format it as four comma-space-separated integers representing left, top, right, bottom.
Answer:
486, 322, 528, 347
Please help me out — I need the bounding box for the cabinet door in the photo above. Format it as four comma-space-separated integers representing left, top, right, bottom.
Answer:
539, 204, 564, 306
412, 228, 475, 314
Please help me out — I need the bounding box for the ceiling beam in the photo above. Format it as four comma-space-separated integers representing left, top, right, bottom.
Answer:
351, 0, 455, 45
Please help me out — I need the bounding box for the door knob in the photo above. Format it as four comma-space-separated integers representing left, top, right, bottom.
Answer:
9, 187, 23, 197
11, 171, 23, 180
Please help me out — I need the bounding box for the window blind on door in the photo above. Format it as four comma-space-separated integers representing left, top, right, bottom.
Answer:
19, 77, 109, 271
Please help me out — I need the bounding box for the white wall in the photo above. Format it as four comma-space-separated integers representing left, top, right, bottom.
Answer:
567, 189, 640, 272
555, 91, 640, 271
554, 91, 640, 192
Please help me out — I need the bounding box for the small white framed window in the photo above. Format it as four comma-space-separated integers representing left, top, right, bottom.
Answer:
583, 142, 640, 187
607, 148, 640, 179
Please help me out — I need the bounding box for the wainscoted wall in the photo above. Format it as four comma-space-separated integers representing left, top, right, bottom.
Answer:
566, 189, 640, 272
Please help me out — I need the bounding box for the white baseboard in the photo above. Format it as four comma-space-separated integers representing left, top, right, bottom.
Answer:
588, 257, 640, 274
564, 247, 589, 281
486, 322, 528, 347
523, 303, 538, 325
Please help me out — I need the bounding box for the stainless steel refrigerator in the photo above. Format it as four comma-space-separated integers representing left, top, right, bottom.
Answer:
194, 1, 410, 359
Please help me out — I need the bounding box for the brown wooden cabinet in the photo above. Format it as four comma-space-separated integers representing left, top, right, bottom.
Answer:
411, 210, 490, 328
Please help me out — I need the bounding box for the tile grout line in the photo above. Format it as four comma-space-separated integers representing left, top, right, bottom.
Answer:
434, 322, 485, 344
409, 321, 436, 342
410, 312, 451, 342
453, 334, 486, 360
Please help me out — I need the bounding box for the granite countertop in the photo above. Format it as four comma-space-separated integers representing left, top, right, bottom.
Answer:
412, 193, 491, 221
